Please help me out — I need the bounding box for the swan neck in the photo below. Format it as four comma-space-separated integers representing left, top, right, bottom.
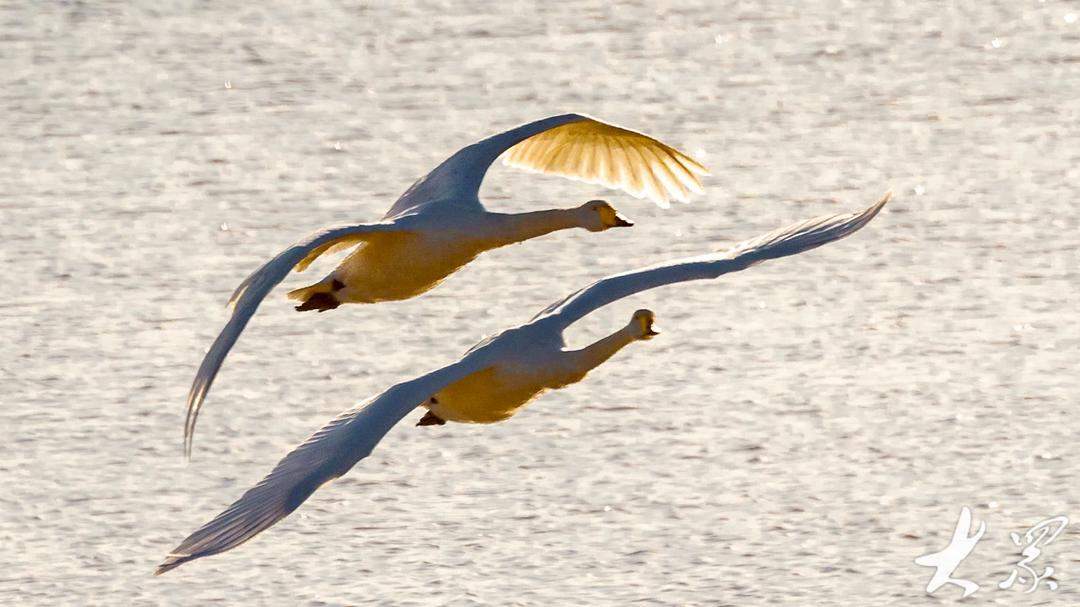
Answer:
572, 326, 636, 372
496, 208, 581, 245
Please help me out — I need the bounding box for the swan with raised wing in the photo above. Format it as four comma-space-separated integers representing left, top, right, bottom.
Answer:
157, 193, 889, 574
185, 114, 708, 455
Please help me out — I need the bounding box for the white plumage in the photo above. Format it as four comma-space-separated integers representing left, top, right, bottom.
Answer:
185, 114, 707, 455
158, 194, 889, 575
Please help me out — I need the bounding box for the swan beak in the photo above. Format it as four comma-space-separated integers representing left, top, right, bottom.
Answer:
613, 212, 634, 227
645, 324, 660, 337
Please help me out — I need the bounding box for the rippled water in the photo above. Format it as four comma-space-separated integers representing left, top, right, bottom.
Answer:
3, 1, 1080, 604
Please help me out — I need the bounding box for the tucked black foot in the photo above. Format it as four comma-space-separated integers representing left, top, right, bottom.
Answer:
417, 411, 446, 426
295, 292, 340, 312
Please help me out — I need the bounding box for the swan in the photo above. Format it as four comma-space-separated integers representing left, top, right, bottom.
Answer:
185, 113, 708, 455
157, 193, 890, 574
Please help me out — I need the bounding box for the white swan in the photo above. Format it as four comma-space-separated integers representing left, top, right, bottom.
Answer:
186, 114, 708, 454
157, 194, 890, 574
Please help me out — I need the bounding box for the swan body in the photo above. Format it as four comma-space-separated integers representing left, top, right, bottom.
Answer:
185, 114, 705, 449
293, 204, 615, 305
291, 213, 488, 305
159, 194, 889, 574
423, 314, 643, 424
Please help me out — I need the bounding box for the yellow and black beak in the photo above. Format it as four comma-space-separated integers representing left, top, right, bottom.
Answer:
638, 313, 660, 338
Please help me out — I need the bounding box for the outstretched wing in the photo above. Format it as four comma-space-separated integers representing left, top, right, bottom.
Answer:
185, 221, 407, 458
384, 114, 707, 217
159, 360, 484, 575
536, 193, 891, 330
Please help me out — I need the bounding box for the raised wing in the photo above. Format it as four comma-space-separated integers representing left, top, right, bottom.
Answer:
537, 193, 891, 329
503, 117, 708, 208
384, 114, 707, 217
158, 360, 483, 574
185, 221, 407, 458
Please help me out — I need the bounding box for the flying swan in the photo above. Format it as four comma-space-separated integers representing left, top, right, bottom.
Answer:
185, 114, 708, 455
157, 194, 889, 574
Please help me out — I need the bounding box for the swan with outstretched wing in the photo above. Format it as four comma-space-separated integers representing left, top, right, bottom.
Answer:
158, 193, 889, 574
185, 114, 707, 457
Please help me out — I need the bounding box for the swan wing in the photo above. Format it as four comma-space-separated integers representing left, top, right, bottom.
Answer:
185, 221, 407, 457
384, 114, 707, 217
159, 359, 484, 574
538, 193, 890, 329
502, 116, 708, 208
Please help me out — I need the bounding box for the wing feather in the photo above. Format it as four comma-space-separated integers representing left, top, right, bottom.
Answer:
293, 238, 365, 273
185, 221, 407, 458
384, 114, 707, 216
626, 143, 666, 205
159, 361, 482, 574
537, 193, 891, 329
578, 133, 598, 182
503, 118, 707, 207
639, 145, 690, 203
563, 139, 586, 179
596, 135, 618, 191
614, 135, 645, 199
656, 147, 705, 196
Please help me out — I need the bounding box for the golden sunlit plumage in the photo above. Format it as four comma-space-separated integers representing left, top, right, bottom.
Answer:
186, 114, 707, 456
293, 237, 367, 273
159, 197, 888, 574
503, 118, 708, 207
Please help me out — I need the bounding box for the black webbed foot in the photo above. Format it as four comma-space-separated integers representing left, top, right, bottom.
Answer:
417, 411, 446, 426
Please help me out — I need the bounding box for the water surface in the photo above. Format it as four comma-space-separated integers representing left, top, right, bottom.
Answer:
3, 1, 1079, 604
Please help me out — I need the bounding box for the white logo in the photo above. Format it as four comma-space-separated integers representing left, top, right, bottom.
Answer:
915, 507, 1068, 598
914, 506, 985, 598
998, 515, 1068, 593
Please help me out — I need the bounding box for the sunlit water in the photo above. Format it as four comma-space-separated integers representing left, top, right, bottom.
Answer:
3, 1, 1079, 604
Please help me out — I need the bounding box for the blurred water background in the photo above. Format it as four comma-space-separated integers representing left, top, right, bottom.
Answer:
2, 1, 1079, 604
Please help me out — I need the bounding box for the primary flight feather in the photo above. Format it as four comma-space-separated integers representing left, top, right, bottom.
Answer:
158, 193, 889, 574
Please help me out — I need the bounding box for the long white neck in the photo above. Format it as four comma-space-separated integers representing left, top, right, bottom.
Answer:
569, 325, 637, 375
490, 208, 583, 247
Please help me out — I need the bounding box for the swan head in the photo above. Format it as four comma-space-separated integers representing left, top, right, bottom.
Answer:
630, 309, 660, 340
580, 199, 633, 232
